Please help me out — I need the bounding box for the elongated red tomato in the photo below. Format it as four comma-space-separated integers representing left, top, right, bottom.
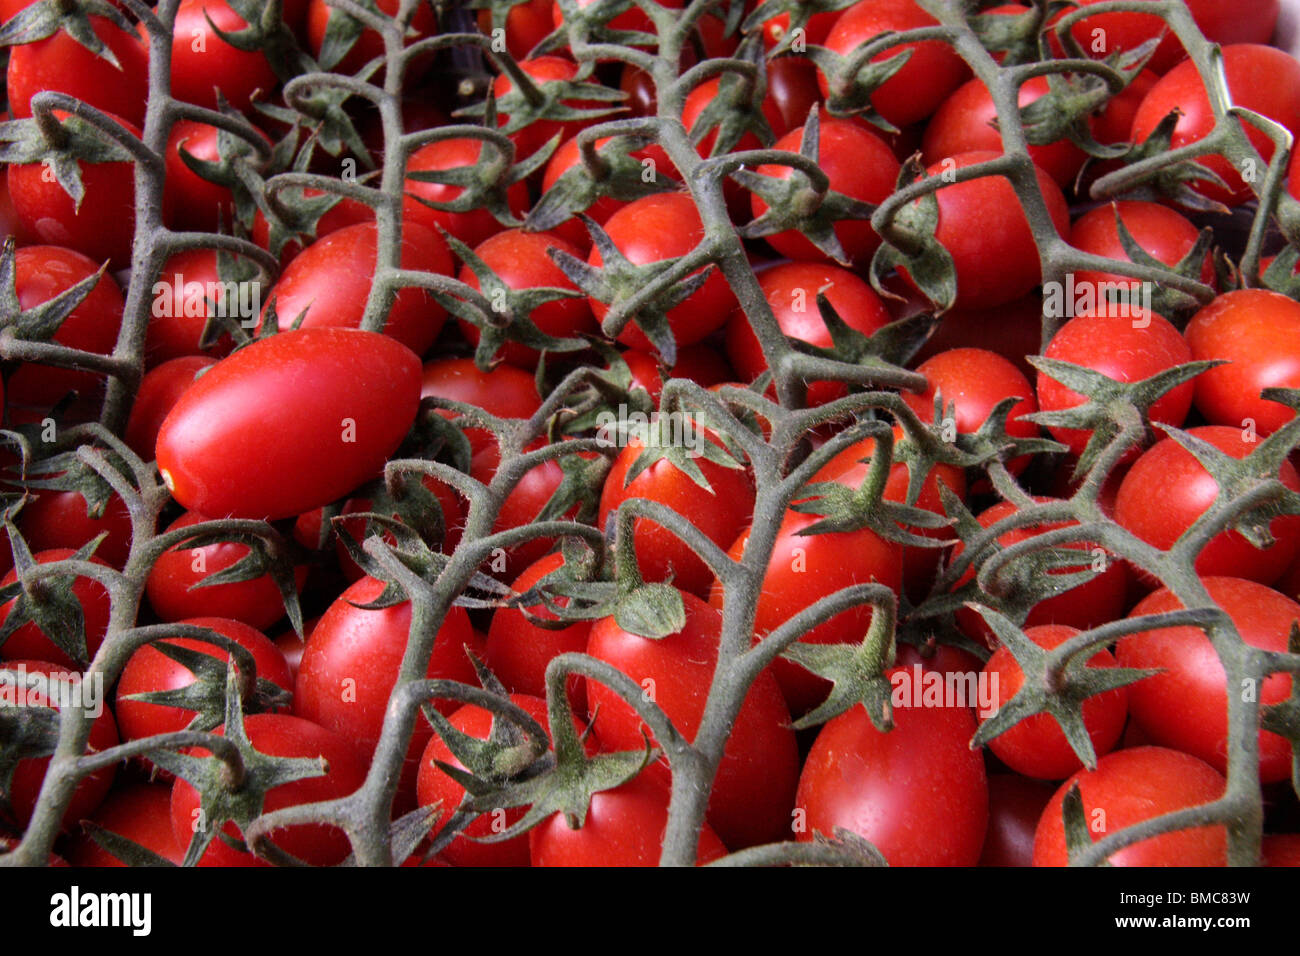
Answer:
156, 329, 422, 520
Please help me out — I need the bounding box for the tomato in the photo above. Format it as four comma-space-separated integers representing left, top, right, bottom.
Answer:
1131, 45, 1300, 207
146, 510, 308, 631
587, 193, 737, 351
485, 551, 593, 711
709, 509, 903, 717
951, 497, 1130, 648
979, 624, 1128, 779
818, 0, 969, 128
1114, 425, 1300, 587
65, 784, 185, 867
549, 0, 683, 39
124, 356, 217, 461
250, 188, 375, 267
907, 152, 1070, 310
0, 550, 111, 669
760, 8, 838, 49
455, 229, 594, 368
750, 114, 900, 267
1068, 200, 1210, 290
115, 616, 293, 744
163, 120, 270, 234
3, 245, 124, 416
16, 479, 132, 570
1118, 577, 1297, 783
912, 295, 1043, 380
1262, 834, 1300, 866
903, 347, 1040, 475
922, 76, 1086, 188
795, 665, 988, 866
420, 357, 542, 468
403, 137, 530, 248
620, 345, 733, 407
7, 111, 142, 271
306, 0, 437, 75
416, 693, 578, 867
1, 659, 119, 832
145, 249, 241, 366
493, 56, 608, 160
157, 328, 422, 521
260, 222, 452, 356
761, 56, 824, 138
6, 15, 147, 126
585, 591, 799, 849
169, 713, 367, 866
477, 0, 553, 59
1184, 290, 1300, 438
724, 261, 892, 406
168, 1, 278, 114
292, 576, 483, 805
599, 432, 754, 599
980, 774, 1056, 867
1032, 746, 1227, 866
529, 771, 729, 866
1036, 309, 1195, 460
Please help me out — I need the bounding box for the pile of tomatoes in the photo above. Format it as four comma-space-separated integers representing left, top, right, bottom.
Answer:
1, 0, 1299, 869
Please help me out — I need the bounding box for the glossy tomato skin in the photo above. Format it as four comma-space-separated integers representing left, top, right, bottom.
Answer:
403, 138, 530, 248
485, 551, 592, 711
163, 120, 270, 233
6, 16, 147, 126
0, 551, 111, 669
910, 152, 1070, 310
751, 115, 900, 267
724, 262, 892, 406
1033, 747, 1227, 866
980, 774, 1056, 867
819, 0, 969, 128
1036, 310, 1195, 461
1131, 45, 1300, 206
16, 482, 133, 569
4, 246, 124, 415
711, 509, 904, 716
1068, 201, 1211, 291
598, 433, 755, 599
796, 665, 988, 866
585, 592, 799, 850
980, 625, 1128, 779
260, 222, 452, 356
420, 357, 542, 468
1114, 426, 1300, 587
529, 772, 729, 866
251, 189, 375, 267
146, 510, 308, 631
292, 576, 482, 805
156, 328, 422, 521
169, 1, 278, 113
66, 784, 186, 866
952, 498, 1130, 648
1184, 290, 1300, 438
588, 193, 737, 351
2, 659, 119, 831
169, 714, 367, 867
115, 616, 293, 744
456, 229, 594, 368
1118, 577, 1298, 782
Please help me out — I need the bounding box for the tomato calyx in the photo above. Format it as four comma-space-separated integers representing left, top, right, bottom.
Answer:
1259, 624, 1300, 765
802, 39, 913, 134
1105, 108, 1233, 214
867, 156, 957, 310
686, 38, 776, 158
0, 531, 102, 666
78, 821, 179, 868
965, 3, 1045, 66
0, 110, 133, 207
404, 125, 545, 227
0, 691, 60, 823
0, 0, 132, 61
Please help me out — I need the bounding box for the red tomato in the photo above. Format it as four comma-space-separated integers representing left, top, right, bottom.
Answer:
66, 784, 185, 866
6, 15, 147, 126
585, 591, 799, 849
477, 0, 553, 59
1184, 290, 1300, 438
980, 774, 1056, 867
1118, 577, 1298, 782
250, 188, 375, 267
724, 261, 892, 406
306, 0, 437, 75
587, 193, 737, 351
456, 229, 594, 368
0, 550, 111, 669
156, 328, 422, 521
163, 120, 270, 233
549, 0, 683, 38
146, 510, 309, 631
403, 138, 530, 248
1069, 200, 1210, 290
923, 76, 1086, 188
980, 625, 1128, 779
912, 294, 1043, 380
818, 0, 970, 128
145, 249, 240, 366
493, 56, 608, 159
620, 345, 733, 407
169, 714, 367, 866
796, 665, 988, 865
1, 659, 119, 831
16, 480, 132, 569
908, 152, 1070, 310
1114, 425, 1300, 587
169, 1, 278, 114
1032, 746, 1227, 866
124, 356, 217, 461
115, 617, 293, 743
1131, 45, 1300, 206
529, 771, 728, 866
292, 576, 483, 804
1036, 309, 1195, 460
419, 357, 542, 469
951, 497, 1130, 648
750, 115, 900, 267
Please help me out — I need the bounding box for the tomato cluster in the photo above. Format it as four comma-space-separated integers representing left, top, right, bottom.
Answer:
1, 0, 1299, 870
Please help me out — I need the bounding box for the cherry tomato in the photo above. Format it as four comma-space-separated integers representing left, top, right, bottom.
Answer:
124, 356, 217, 461
0, 550, 111, 669
403, 138, 530, 248
65, 784, 185, 867
169, 0, 278, 114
